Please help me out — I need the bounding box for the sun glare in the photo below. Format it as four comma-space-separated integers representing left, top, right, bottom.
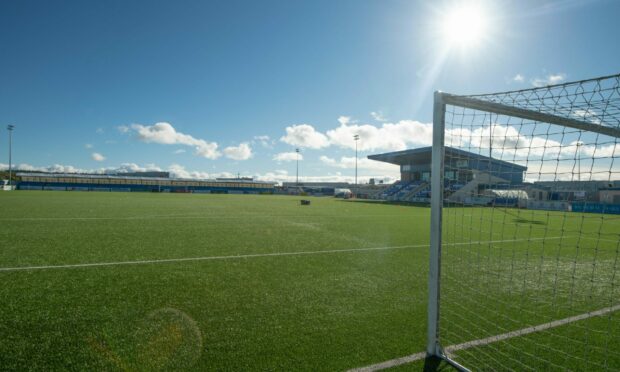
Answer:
441, 4, 488, 47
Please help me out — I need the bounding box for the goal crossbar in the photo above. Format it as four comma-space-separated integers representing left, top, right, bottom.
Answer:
440, 93, 620, 139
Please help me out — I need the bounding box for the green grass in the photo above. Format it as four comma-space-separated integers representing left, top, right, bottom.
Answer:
0, 191, 618, 371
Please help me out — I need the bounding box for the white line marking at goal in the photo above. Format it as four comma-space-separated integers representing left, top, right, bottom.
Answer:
348, 303, 620, 372
443, 303, 620, 353
0, 244, 425, 272
0, 236, 562, 273
349, 352, 428, 372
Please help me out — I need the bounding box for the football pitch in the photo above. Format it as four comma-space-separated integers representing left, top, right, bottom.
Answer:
0, 191, 618, 371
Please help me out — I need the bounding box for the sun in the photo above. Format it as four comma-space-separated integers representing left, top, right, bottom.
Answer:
441, 3, 488, 47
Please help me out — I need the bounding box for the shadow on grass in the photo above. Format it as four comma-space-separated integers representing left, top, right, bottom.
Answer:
513, 217, 547, 225
336, 199, 431, 208
492, 208, 548, 226
423, 356, 456, 371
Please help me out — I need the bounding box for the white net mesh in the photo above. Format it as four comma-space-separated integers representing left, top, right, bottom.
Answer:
437, 74, 620, 370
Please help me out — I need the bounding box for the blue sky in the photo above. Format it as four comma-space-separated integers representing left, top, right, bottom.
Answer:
1, 0, 619, 183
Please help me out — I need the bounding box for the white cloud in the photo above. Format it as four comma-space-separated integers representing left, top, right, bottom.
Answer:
0, 162, 240, 180
223, 143, 253, 160
445, 124, 620, 174
280, 124, 329, 149
571, 109, 602, 125
531, 73, 566, 87
91, 153, 106, 162
513, 74, 525, 83
279, 116, 433, 153
173, 149, 186, 154
444, 124, 620, 182
129, 122, 221, 159
96, 128, 104, 134
253, 135, 274, 148
252, 169, 397, 185
167, 164, 212, 179
273, 152, 303, 162
320, 155, 400, 173
326, 119, 433, 151
117, 125, 130, 133
0, 162, 163, 175
131, 122, 197, 145
4, 163, 86, 174
338, 116, 352, 126
370, 111, 388, 122
455, 124, 559, 159
114, 163, 163, 173
570, 141, 620, 158
319, 155, 336, 166
85, 144, 93, 149
194, 143, 221, 159
547, 74, 566, 85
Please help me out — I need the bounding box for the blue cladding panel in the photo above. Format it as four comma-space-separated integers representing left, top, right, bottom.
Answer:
571, 203, 620, 214
17, 182, 272, 194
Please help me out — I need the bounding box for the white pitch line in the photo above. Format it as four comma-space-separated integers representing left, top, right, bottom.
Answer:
444, 303, 620, 353
348, 303, 620, 372
580, 236, 620, 244
349, 352, 428, 372
0, 236, 562, 273
0, 244, 427, 272
0, 213, 427, 222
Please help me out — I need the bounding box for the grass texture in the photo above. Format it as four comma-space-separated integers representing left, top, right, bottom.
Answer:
0, 191, 617, 371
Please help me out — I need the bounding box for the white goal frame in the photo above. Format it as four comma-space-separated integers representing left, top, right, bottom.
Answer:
427, 76, 620, 371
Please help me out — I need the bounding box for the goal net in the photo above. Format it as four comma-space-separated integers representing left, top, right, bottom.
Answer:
428, 74, 620, 370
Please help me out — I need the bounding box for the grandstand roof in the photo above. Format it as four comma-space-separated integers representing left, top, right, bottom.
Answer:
16, 172, 276, 184
282, 182, 350, 188
368, 146, 527, 171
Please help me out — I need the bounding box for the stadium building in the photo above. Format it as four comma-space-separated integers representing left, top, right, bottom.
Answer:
368, 146, 620, 213
281, 181, 352, 196
16, 172, 276, 194
368, 146, 527, 204
280, 181, 389, 198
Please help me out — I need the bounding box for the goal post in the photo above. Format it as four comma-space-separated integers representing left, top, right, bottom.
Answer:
428, 74, 620, 370
427, 91, 446, 357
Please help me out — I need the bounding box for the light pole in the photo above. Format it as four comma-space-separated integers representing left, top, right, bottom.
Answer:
576, 142, 582, 182
295, 148, 300, 186
7, 125, 14, 186
354, 134, 359, 185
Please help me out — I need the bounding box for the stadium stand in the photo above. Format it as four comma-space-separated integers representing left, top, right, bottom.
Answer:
368, 146, 620, 213
15, 172, 276, 194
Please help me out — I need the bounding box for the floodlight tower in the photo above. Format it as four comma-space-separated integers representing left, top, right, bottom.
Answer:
295, 148, 300, 186
354, 134, 360, 185
576, 142, 582, 182
7, 125, 14, 186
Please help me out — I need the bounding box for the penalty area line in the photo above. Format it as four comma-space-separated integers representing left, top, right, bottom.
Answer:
0, 244, 427, 272
348, 303, 620, 372
0, 236, 562, 272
